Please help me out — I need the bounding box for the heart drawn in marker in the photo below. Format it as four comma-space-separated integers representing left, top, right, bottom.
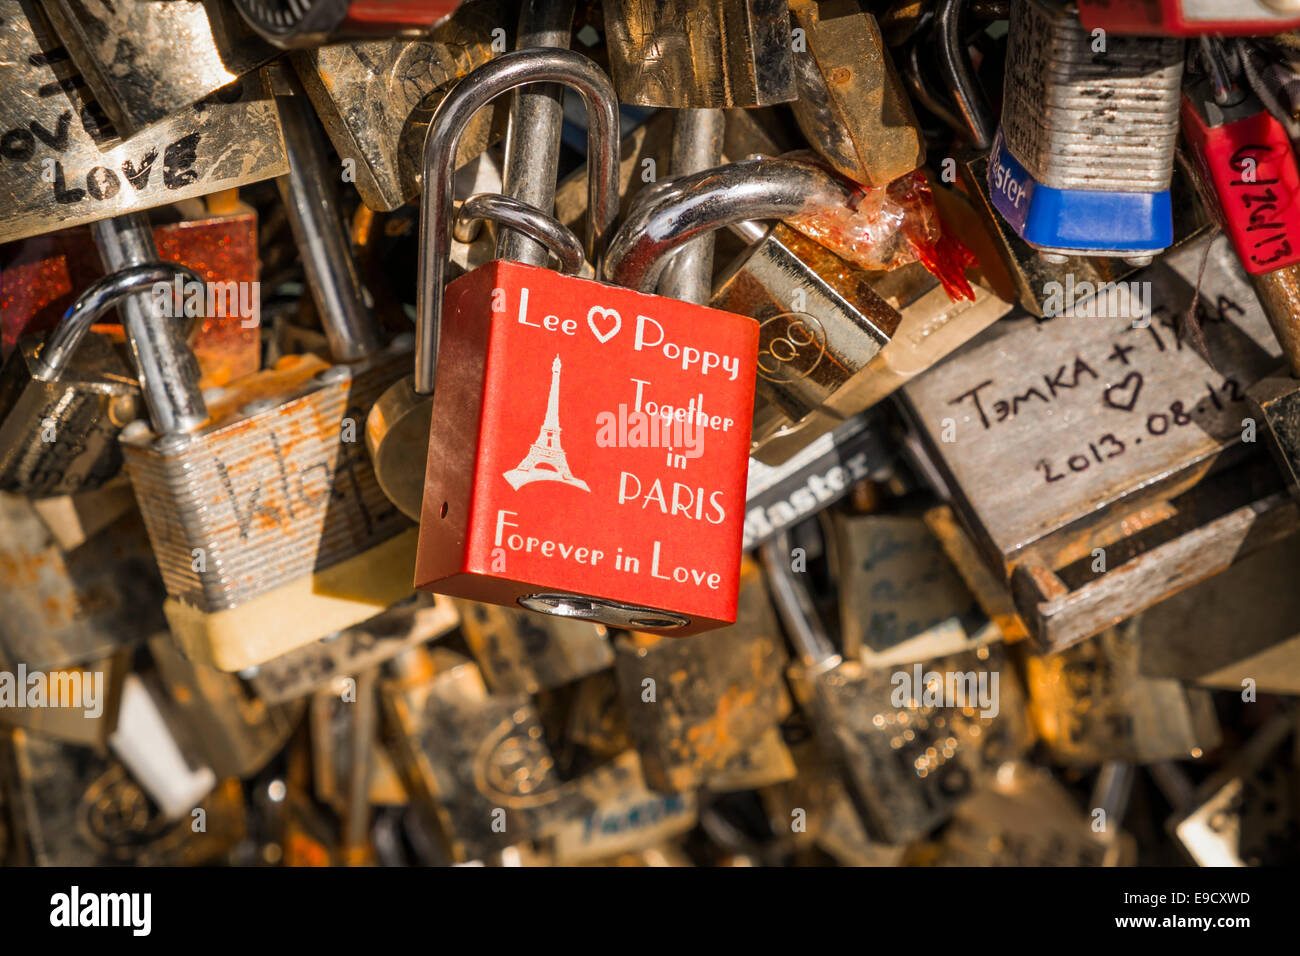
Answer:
1103, 371, 1144, 412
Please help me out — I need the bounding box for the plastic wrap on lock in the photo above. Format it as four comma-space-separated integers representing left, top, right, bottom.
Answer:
781, 153, 977, 303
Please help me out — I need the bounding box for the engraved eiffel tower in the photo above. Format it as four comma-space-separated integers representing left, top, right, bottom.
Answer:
503, 355, 590, 492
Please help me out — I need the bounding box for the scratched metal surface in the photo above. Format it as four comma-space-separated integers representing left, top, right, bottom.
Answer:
1000, 0, 1184, 193
901, 235, 1283, 570
122, 349, 411, 612
0, 492, 164, 671
0, 1, 287, 245
290, 0, 508, 212
42, 0, 277, 135
601, 0, 797, 108
251, 594, 461, 705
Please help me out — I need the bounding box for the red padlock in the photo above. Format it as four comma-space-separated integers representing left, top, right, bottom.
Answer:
1181, 75, 1300, 275
410, 50, 759, 636
1075, 0, 1300, 36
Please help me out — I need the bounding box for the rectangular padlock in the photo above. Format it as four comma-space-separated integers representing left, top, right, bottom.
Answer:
41, 0, 278, 135
1022, 622, 1221, 765
537, 750, 698, 865
933, 762, 1135, 866
0, 1, 288, 245
1076, 0, 1300, 35
787, 0, 925, 187
250, 593, 460, 705
742, 409, 897, 549
711, 220, 901, 435
416, 259, 758, 635
749, 260, 1012, 464
0, 492, 164, 671
900, 236, 1289, 651
834, 512, 997, 665
601, 0, 797, 108
456, 599, 613, 695
290, 0, 512, 211
123, 348, 418, 671
379, 647, 583, 862
989, 0, 1185, 264
762, 536, 1031, 844
612, 559, 792, 792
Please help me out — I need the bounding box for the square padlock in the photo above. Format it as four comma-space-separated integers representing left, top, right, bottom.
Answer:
414, 260, 758, 635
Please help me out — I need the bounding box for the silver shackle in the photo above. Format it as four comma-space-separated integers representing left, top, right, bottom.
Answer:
934, 0, 995, 151
603, 157, 855, 294
30, 263, 205, 383
415, 48, 620, 396
91, 214, 208, 437
456, 194, 587, 276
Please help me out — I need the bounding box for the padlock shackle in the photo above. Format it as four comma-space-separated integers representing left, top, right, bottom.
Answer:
759, 533, 841, 673
603, 157, 852, 293
416, 48, 620, 396
275, 68, 381, 363
456, 194, 586, 276
92, 214, 208, 437
31, 263, 205, 383
934, 0, 995, 150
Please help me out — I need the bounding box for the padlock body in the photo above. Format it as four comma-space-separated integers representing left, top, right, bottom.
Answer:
1075, 0, 1300, 36
990, 0, 1183, 258
989, 128, 1174, 257
124, 349, 416, 671
415, 260, 758, 635
1181, 89, 1300, 275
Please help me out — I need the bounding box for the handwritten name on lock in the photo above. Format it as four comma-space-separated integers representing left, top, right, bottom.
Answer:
416, 261, 759, 630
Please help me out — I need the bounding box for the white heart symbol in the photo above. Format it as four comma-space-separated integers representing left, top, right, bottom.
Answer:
586, 305, 622, 344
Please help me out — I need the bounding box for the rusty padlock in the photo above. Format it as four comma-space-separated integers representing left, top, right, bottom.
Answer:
407, 49, 759, 635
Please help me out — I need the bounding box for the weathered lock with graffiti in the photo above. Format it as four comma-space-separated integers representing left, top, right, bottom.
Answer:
409, 50, 758, 635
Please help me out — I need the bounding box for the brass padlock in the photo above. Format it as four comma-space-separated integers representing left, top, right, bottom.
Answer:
787, 0, 925, 187
42, 0, 278, 135
0, 1, 288, 245
601, 0, 797, 108
612, 559, 793, 793
250, 594, 460, 704
456, 600, 613, 696
290, 0, 512, 211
